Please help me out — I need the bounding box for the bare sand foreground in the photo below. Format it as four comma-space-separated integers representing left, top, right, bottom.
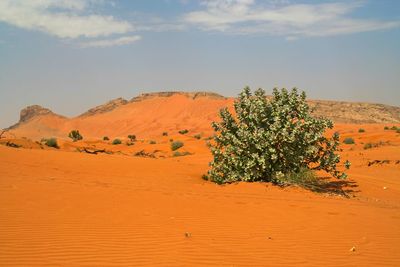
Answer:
1, 124, 400, 266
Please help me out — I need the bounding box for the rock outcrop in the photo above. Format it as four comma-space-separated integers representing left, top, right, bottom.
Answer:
79, 98, 128, 117
130, 91, 225, 102
19, 105, 58, 123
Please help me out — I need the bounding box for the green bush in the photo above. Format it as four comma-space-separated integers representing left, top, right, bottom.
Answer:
179, 129, 189, 135
103, 136, 109, 141
193, 134, 201, 140
343, 137, 355, 144
390, 126, 398, 131
171, 140, 184, 151
149, 140, 156, 144
128, 134, 136, 142
206, 87, 349, 185
68, 130, 83, 142
358, 128, 365, 133
112, 138, 122, 145
45, 138, 59, 149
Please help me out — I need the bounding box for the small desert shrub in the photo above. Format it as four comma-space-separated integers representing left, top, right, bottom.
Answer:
128, 134, 136, 142
112, 138, 122, 145
173, 151, 191, 157
149, 140, 156, 144
358, 128, 365, 133
207, 87, 349, 185
162, 132, 168, 136
5, 142, 21, 148
343, 137, 355, 144
364, 141, 387, 150
193, 134, 201, 139
68, 130, 83, 142
179, 129, 189, 135
45, 138, 59, 148
169, 138, 173, 142
397, 129, 400, 133
171, 140, 184, 151
390, 126, 398, 131
202, 174, 209, 181
103, 136, 109, 141
384, 126, 389, 130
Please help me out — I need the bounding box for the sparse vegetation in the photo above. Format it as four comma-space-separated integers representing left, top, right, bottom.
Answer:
162, 132, 168, 136
364, 141, 387, 150
178, 129, 189, 135
103, 136, 109, 141
45, 138, 59, 148
206, 87, 349, 185
5, 141, 21, 148
358, 128, 365, 133
173, 151, 191, 157
193, 134, 201, 139
128, 134, 136, 142
112, 138, 122, 145
171, 140, 184, 151
390, 126, 398, 131
68, 130, 83, 142
384, 126, 389, 130
343, 137, 355, 144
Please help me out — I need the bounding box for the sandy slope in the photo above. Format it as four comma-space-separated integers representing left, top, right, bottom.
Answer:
1, 124, 400, 266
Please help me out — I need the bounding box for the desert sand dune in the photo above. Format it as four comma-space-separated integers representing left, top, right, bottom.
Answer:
1, 122, 400, 266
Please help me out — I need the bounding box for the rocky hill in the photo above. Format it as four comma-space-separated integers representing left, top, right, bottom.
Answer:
5, 91, 400, 140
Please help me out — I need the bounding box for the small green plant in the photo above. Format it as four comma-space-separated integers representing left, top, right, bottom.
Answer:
363, 143, 373, 150
171, 140, 184, 151
112, 138, 122, 145
193, 134, 201, 140
68, 130, 83, 142
128, 134, 136, 142
149, 140, 156, 144
179, 129, 189, 135
201, 174, 209, 181
162, 132, 168, 136
103, 136, 109, 141
45, 138, 59, 148
173, 151, 191, 157
358, 128, 365, 133
343, 137, 355, 144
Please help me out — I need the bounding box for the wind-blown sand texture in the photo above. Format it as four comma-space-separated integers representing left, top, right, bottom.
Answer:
1, 93, 400, 266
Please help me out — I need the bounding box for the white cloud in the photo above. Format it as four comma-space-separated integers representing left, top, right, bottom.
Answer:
0, 0, 134, 39
79, 35, 142, 48
183, 0, 400, 38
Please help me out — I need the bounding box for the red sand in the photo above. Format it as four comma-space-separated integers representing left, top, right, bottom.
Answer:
1, 123, 400, 266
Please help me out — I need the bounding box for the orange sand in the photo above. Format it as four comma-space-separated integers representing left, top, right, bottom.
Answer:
1, 124, 400, 266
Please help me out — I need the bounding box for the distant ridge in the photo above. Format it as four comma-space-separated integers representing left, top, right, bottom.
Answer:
130, 91, 225, 102
5, 91, 400, 139
79, 97, 128, 117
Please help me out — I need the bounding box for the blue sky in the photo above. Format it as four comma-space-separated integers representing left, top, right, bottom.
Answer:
0, 0, 399, 128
